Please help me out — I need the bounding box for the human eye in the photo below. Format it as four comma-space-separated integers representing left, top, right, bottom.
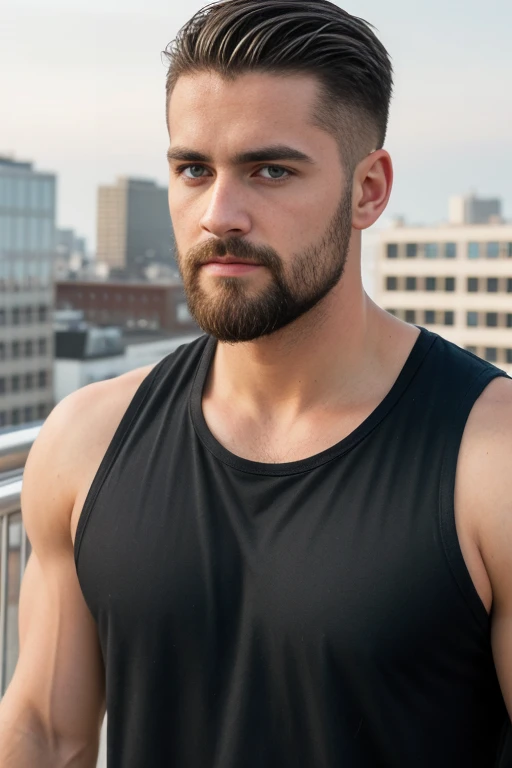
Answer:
257, 165, 293, 181
176, 164, 211, 180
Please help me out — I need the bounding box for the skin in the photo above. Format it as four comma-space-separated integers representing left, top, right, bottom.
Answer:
0, 70, 510, 764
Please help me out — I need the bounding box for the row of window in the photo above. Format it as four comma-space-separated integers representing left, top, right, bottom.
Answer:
0, 371, 50, 395
0, 403, 51, 428
0, 306, 51, 326
386, 242, 512, 260
0, 338, 49, 360
465, 346, 512, 365
0, 177, 54, 213
387, 308, 512, 328
68, 291, 159, 303
385, 276, 456, 292
386, 309, 455, 326
0, 216, 55, 253
385, 276, 512, 293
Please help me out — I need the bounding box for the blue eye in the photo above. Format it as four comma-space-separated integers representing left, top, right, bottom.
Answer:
260, 166, 289, 180
183, 165, 207, 178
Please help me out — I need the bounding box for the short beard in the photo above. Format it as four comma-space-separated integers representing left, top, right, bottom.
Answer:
176, 186, 353, 343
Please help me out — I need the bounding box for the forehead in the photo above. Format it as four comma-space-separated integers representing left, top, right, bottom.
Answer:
168, 71, 326, 152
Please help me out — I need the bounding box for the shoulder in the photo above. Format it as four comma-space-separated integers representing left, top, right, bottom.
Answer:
456, 375, 512, 606
23, 363, 158, 542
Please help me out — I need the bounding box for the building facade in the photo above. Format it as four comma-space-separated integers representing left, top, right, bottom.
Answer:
375, 221, 512, 374
96, 177, 176, 277
0, 156, 56, 428
55, 279, 199, 336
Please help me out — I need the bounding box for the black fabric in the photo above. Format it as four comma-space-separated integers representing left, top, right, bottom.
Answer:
75, 328, 511, 767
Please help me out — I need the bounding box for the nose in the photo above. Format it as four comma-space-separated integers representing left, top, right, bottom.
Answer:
199, 176, 252, 238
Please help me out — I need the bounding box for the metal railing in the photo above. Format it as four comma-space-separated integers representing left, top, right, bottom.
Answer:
0, 423, 40, 695
0, 424, 107, 765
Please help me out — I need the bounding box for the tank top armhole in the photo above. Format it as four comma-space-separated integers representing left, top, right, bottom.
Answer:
438, 367, 509, 630
73, 357, 168, 568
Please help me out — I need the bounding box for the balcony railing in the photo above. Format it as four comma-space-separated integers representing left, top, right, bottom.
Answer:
0, 423, 106, 765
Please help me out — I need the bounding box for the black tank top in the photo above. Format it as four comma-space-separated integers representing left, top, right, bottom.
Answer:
75, 328, 511, 767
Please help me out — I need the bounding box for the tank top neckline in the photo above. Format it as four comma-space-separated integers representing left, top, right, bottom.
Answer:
189, 327, 438, 476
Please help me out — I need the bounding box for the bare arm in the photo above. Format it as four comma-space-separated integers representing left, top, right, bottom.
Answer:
0, 388, 107, 766
456, 376, 512, 719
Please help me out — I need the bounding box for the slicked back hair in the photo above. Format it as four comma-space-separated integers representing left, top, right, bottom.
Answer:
163, 0, 393, 171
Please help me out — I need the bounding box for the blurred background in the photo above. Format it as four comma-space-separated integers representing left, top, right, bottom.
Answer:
0, 0, 511, 761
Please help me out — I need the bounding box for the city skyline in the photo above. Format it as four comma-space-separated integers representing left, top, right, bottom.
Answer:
2, 0, 512, 249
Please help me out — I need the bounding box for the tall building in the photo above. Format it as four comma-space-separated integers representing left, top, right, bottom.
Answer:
0, 156, 56, 428
96, 177, 176, 278
375, 210, 512, 375
449, 194, 502, 226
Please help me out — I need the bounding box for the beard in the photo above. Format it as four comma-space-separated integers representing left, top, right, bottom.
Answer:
176, 185, 353, 343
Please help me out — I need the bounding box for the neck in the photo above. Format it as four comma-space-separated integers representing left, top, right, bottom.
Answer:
204, 259, 413, 422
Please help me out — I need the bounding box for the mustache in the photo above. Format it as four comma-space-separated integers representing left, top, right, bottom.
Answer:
185, 237, 282, 270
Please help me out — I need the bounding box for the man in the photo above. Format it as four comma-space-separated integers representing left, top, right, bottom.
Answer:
0, 0, 511, 765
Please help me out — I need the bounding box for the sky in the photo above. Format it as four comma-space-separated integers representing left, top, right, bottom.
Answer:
2, 0, 512, 257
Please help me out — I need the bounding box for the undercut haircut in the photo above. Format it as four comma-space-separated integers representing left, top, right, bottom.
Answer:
163, 0, 393, 171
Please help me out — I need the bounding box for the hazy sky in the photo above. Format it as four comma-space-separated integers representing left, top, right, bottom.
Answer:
2, 0, 511, 252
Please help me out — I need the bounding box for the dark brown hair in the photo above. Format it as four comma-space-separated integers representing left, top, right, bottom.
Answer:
163, 0, 393, 169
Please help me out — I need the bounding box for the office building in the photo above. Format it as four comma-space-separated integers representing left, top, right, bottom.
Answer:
449, 194, 502, 226
0, 156, 56, 428
375, 211, 512, 374
96, 177, 176, 278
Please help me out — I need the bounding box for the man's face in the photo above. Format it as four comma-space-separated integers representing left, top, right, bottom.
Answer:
167, 71, 353, 342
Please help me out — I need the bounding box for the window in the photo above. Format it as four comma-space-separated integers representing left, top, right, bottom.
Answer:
0, 412, 6, 427
508, 314, 512, 328
445, 277, 455, 292
24, 306, 33, 324
12, 307, 20, 325
11, 375, 20, 393
24, 373, 33, 390
24, 340, 33, 357
404, 309, 416, 323
507, 350, 512, 364
38, 305, 48, 322
465, 346, 477, 355
485, 348, 497, 363
38, 370, 48, 388
445, 242, 457, 259
444, 311, 454, 326
386, 243, 398, 258
37, 403, 47, 419
405, 277, 417, 291
11, 341, 20, 359
426, 277, 437, 291
386, 276, 397, 290
486, 312, 498, 328
38, 338, 47, 355
508, 243, 512, 258
467, 311, 478, 327
0, 342, 5, 360
425, 310, 436, 325
425, 243, 438, 258
406, 243, 417, 259
0, 377, 5, 394
11, 409, 20, 426
468, 242, 480, 259
487, 278, 498, 293
467, 277, 478, 292
385, 308, 397, 316
507, 278, 512, 293
24, 406, 34, 423
486, 242, 499, 259
0, 309, 5, 326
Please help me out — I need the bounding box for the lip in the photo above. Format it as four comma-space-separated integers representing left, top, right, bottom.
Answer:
201, 261, 262, 276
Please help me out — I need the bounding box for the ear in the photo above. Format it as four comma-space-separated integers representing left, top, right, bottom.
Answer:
351, 149, 393, 231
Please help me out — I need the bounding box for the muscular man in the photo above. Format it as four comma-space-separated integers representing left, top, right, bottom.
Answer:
0, 0, 511, 765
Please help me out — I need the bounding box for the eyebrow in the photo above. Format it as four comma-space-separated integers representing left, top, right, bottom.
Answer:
166, 144, 315, 166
